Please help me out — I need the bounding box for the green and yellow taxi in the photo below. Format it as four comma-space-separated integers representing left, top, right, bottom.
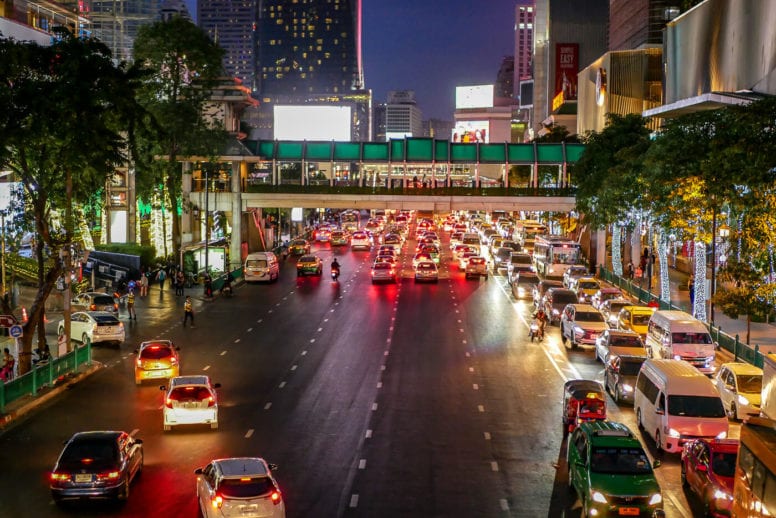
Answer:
288, 239, 311, 256
134, 340, 180, 385
567, 421, 663, 517
573, 276, 602, 304
296, 254, 323, 276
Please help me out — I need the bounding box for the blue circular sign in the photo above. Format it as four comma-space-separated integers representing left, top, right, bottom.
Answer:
9, 325, 23, 338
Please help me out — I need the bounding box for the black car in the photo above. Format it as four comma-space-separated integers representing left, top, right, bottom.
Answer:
542, 288, 579, 325
604, 354, 647, 405
50, 431, 143, 505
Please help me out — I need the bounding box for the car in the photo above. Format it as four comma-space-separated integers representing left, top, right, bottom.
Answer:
413, 252, 433, 269
371, 262, 397, 284
58, 311, 125, 347
595, 329, 646, 363
533, 279, 563, 310
414, 260, 439, 283
511, 271, 540, 300
71, 292, 118, 314
287, 239, 311, 256
465, 256, 488, 279
452, 244, 473, 262
330, 230, 349, 246
134, 340, 180, 385
563, 265, 590, 288
567, 421, 663, 518
450, 231, 464, 246
591, 287, 623, 309
599, 298, 632, 327
617, 305, 657, 339
383, 233, 402, 246
492, 247, 513, 273
542, 288, 579, 325
351, 231, 372, 250
714, 362, 763, 420
313, 226, 332, 242
420, 244, 440, 263
244, 252, 280, 283
604, 354, 648, 404
50, 431, 143, 505
195, 457, 286, 518
161, 375, 221, 431
296, 255, 323, 276
507, 253, 534, 283
457, 251, 478, 269
681, 438, 739, 516
571, 277, 601, 303
560, 303, 608, 348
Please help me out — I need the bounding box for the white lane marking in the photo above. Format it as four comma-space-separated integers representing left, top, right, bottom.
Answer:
469, 367, 474, 373
389, 326, 394, 331
247, 328, 253, 332
455, 309, 459, 313
500, 499, 510, 511
491, 461, 499, 472
324, 318, 329, 322
279, 381, 286, 388
365, 429, 373, 439
310, 339, 315, 343
335, 302, 340, 306
381, 365, 386, 371
330, 309, 335, 312
264, 403, 272, 410
220, 350, 227, 356
268, 310, 273, 313
276, 303, 281, 306
465, 352, 471, 357
317, 327, 323, 332
257, 319, 263, 323
130, 428, 139, 437
203, 365, 210, 371
391, 316, 396, 321
457, 319, 462, 323
386, 338, 391, 343
463, 340, 467, 344
123, 355, 130, 359
377, 382, 382, 388
372, 403, 378, 411
283, 297, 288, 300
234, 338, 241, 343
459, 328, 464, 332
301, 350, 307, 356
484, 432, 492, 440
473, 384, 479, 390
349, 494, 359, 508
245, 429, 254, 438
358, 459, 367, 470
478, 405, 485, 412
291, 365, 298, 371
384, 351, 389, 356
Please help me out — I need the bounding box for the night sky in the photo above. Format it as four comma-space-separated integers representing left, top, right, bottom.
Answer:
186, 0, 516, 120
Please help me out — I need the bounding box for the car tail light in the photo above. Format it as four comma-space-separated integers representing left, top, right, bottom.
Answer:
90, 304, 96, 310
113, 303, 118, 311
271, 490, 282, 505
97, 471, 121, 481
136, 358, 142, 368
170, 357, 178, 365
211, 494, 223, 509
50, 471, 71, 483
207, 395, 216, 407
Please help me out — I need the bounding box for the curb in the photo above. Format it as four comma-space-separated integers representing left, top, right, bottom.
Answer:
0, 362, 104, 430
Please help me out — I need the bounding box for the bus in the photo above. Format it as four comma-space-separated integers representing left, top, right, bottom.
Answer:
514, 220, 547, 253
532, 235, 581, 280
339, 210, 360, 233
732, 416, 776, 517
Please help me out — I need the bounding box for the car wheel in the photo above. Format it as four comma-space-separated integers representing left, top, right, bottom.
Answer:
655, 429, 663, 452
729, 402, 738, 421
82, 333, 89, 345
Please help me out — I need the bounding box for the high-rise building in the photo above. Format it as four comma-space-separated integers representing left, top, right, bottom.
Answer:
609, 0, 680, 51
384, 91, 422, 140
514, 1, 534, 83
198, 0, 256, 90
87, 1, 166, 62
496, 56, 515, 100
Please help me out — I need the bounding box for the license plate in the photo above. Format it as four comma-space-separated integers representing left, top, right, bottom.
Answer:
75, 474, 92, 483
618, 508, 640, 516
148, 370, 164, 377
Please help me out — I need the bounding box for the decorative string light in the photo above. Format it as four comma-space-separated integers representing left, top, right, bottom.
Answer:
694, 239, 707, 322
612, 224, 623, 276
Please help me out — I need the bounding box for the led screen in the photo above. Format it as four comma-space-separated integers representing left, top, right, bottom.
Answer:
452, 121, 489, 143
274, 105, 351, 141
456, 85, 494, 109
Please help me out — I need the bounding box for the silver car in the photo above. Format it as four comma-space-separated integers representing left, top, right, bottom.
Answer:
196, 458, 286, 518
71, 292, 118, 314
58, 311, 125, 347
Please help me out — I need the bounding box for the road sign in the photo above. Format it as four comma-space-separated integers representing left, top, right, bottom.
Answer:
0, 315, 16, 328
9, 325, 23, 338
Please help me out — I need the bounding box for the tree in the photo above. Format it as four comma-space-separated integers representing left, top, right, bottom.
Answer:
713, 258, 770, 345
0, 31, 149, 373
132, 16, 228, 261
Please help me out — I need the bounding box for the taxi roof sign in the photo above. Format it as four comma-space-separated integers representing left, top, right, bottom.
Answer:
586, 392, 603, 399
594, 429, 631, 437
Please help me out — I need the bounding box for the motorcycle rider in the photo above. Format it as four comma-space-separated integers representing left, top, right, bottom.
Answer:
532, 308, 548, 339
222, 270, 234, 296
331, 258, 341, 279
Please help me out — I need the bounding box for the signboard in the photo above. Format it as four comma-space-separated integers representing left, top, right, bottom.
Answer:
456, 85, 494, 109
9, 325, 23, 338
452, 121, 489, 143
274, 105, 351, 141
0, 315, 16, 327
554, 43, 579, 100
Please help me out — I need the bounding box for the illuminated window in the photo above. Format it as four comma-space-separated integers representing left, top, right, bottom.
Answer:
317, 46, 322, 51
324, 52, 330, 58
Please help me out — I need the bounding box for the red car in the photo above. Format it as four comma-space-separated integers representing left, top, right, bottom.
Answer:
681, 438, 738, 517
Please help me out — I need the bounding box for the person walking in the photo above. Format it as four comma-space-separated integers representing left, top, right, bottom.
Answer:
183, 295, 194, 327
1, 348, 15, 381
627, 261, 635, 280
176, 270, 185, 296
156, 268, 166, 291
688, 275, 695, 308
139, 271, 149, 297
126, 290, 137, 320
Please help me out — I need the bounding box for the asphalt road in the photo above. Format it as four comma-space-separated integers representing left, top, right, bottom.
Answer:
0, 224, 730, 517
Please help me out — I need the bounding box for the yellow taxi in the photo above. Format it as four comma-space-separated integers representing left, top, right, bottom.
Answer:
572, 276, 601, 304
617, 305, 657, 339
135, 340, 180, 385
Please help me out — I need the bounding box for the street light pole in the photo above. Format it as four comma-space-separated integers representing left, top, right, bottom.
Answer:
1, 210, 6, 299
204, 166, 209, 277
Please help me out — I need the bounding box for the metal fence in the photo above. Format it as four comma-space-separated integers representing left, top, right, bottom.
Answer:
0, 342, 92, 413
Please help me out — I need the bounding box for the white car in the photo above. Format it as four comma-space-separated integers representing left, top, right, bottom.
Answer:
560, 303, 609, 349
196, 457, 286, 518
58, 311, 125, 347
350, 231, 372, 250
715, 362, 763, 420
162, 375, 221, 431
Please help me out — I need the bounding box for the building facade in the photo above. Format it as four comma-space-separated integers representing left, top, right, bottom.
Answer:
384, 91, 423, 140
197, 0, 255, 90
87, 0, 165, 62
609, 0, 680, 51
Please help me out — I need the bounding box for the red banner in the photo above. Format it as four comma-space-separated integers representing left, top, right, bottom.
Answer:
555, 43, 579, 100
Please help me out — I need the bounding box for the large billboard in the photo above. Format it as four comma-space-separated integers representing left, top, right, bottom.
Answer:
555, 43, 579, 100
452, 121, 489, 143
455, 85, 494, 109
274, 105, 351, 141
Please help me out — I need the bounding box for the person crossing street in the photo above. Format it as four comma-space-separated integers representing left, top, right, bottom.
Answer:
183, 295, 195, 327
126, 290, 137, 320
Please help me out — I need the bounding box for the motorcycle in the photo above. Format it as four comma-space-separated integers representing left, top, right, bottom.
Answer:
529, 319, 544, 342
331, 268, 340, 281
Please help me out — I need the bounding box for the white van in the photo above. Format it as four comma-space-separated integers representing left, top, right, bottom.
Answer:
645, 310, 716, 375
243, 252, 279, 283
634, 359, 728, 453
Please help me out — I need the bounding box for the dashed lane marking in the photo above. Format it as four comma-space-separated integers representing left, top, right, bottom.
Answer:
247, 327, 253, 332
245, 429, 254, 438
500, 499, 510, 511
473, 384, 479, 390
264, 403, 272, 410
301, 350, 307, 356
380, 365, 386, 371
203, 365, 210, 371
257, 319, 263, 323
365, 429, 372, 439
234, 339, 240, 343
372, 403, 378, 411
358, 459, 367, 469
317, 327, 323, 332
310, 339, 315, 343
291, 365, 298, 371
376, 382, 382, 388
478, 405, 485, 412
484, 432, 491, 440
279, 381, 286, 388
220, 350, 227, 356
491, 461, 499, 472
469, 367, 474, 373
349, 494, 359, 508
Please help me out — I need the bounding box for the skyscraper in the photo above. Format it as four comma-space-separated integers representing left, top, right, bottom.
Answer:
198, 0, 256, 90
87, 0, 165, 62
514, 1, 534, 84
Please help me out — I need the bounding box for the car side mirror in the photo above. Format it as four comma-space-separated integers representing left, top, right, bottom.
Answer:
652, 459, 661, 468
134, 438, 143, 444
655, 408, 664, 415
160, 385, 167, 391
268, 463, 278, 471
696, 464, 707, 473
213, 383, 222, 389
194, 467, 203, 475
133, 349, 138, 354
176, 346, 181, 351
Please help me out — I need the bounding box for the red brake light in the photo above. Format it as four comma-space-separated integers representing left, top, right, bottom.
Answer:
271, 490, 282, 505
97, 471, 121, 481
90, 304, 96, 310
207, 395, 215, 407
50, 471, 70, 482
165, 397, 174, 408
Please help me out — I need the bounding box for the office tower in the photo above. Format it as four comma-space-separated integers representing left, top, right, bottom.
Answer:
198, 0, 256, 90
384, 91, 423, 140
496, 56, 515, 99
609, 0, 681, 51
514, 0, 534, 84
88, 1, 165, 62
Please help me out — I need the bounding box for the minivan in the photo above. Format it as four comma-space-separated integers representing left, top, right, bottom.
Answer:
634, 359, 728, 453
645, 310, 716, 375
244, 252, 279, 283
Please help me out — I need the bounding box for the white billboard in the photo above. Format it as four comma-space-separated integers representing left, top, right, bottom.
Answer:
452, 121, 489, 143
455, 85, 494, 109
274, 105, 351, 141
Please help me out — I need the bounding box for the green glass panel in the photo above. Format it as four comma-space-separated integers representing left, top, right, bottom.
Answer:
536, 143, 564, 164
565, 143, 585, 163
434, 140, 449, 162
406, 138, 433, 162
363, 142, 389, 161
333, 142, 361, 161
507, 144, 535, 164
276, 142, 304, 160
390, 139, 405, 161
450, 143, 477, 163
306, 142, 331, 160
479, 143, 506, 163
258, 141, 275, 158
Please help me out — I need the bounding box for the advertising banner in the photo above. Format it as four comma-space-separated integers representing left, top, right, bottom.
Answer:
555, 43, 579, 100
452, 121, 489, 143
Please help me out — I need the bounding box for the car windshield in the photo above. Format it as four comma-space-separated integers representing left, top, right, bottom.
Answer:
576, 312, 605, 322
578, 282, 599, 290
737, 375, 763, 393
553, 293, 578, 304
61, 439, 118, 465
219, 477, 275, 498
140, 346, 173, 360
671, 332, 713, 344
610, 335, 643, 347
590, 447, 652, 475
667, 396, 725, 417
711, 452, 737, 478
93, 315, 120, 324
619, 358, 646, 376
246, 259, 267, 268
632, 314, 651, 325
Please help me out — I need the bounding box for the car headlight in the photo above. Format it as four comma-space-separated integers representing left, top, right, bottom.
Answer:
738, 394, 750, 405
591, 491, 607, 504
667, 428, 681, 438
716, 431, 728, 439
621, 383, 634, 392
648, 493, 663, 506
673, 355, 682, 360
714, 489, 733, 501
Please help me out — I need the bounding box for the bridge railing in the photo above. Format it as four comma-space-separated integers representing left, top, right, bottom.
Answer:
244, 184, 577, 197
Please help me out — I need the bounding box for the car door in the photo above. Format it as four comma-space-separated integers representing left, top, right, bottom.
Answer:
596, 330, 609, 361
70, 313, 86, 339
569, 431, 589, 496
197, 463, 217, 516
716, 368, 734, 411
690, 442, 711, 497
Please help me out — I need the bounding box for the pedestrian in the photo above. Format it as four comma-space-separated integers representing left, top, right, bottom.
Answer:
688, 275, 695, 307
1, 347, 14, 381
126, 290, 137, 320
176, 270, 185, 296
139, 271, 149, 297
156, 268, 166, 291
183, 295, 194, 327
627, 261, 634, 280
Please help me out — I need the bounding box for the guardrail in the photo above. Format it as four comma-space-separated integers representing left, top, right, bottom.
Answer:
598, 266, 765, 368
0, 341, 92, 413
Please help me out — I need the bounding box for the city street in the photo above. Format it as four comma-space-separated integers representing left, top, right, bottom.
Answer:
0, 229, 728, 517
